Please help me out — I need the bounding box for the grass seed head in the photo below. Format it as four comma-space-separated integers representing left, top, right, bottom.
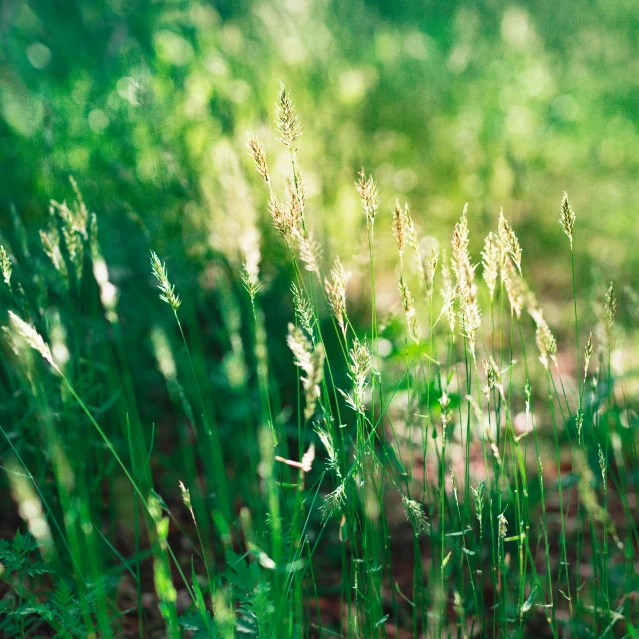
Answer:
498, 209, 522, 274
605, 282, 616, 325
276, 82, 302, 150
8, 311, 58, 371
402, 495, 429, 534
356, 169, 380, 225
399, 276, 419, 342
150, 251, 181, 312
246, 133, 270, 185
321, 482, 346, 521
392, 200, 407, 258
0, 245, 11, 288
498, 512, 508, 539
481, 232, 499, 300
293, 229, 322, 276
535, 315, 557, 368
287, 323, 325, 421
559, 191, 576, 247
324, 256, 349, 336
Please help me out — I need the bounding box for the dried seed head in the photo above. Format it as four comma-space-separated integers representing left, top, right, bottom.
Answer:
392, 200, 407, 258
459, 287, 482, 359
0, 245, 11, 288
343, 338, 372, 414
481, 232, 499, 300
356, 169, 380, 225
287, 323, 325, 421
268, 192, 294, 238
559, 192, 576, 247
293, 229, 322, 276
286, 169, 305, 228
535, 315, 557, 369
451, 204, 472, 291
246, 134, 270, 185
275, 82, 302, 150
8, 311, 58, 371
427, 242, 440, 293
150, 251, 181, 312
498, 209, 522, 274
503, 260, 527, 319
399, 276, 419, 342
324, 257, 349, 336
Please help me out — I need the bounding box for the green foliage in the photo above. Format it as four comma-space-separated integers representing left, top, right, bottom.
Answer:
0, 531, 50, 579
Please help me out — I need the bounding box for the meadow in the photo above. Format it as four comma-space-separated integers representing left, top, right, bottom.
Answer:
2, 1, 639, 638
1, 83, 638, 637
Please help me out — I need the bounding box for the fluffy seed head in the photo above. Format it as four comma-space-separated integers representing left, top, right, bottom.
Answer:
287, 323, 325, 421
150, 251, 181, 312
246, 134, 270, 185
293, 229, 322, 276
559, 192, 576, 247
321, 482, 346, 521
325, 257, 349, 336
399, 276, 419, 342
402, 495, 429, 534
276, 82, 302, 149
535, 315, 557, 368
268, 192, 294, 238
356, 169, 380, 225
481, 232, 499, 300
8, 311, 58, 371
392, 200, 407, 257
498, 209, 522, 274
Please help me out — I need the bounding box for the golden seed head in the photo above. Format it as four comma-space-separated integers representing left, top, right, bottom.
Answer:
498, 209, 522, 274
481, 232, 499, 300
392, 200, 407, 256
325, 256, 349, 336
246, 134, 270, 185
287, 323, 325, 421
356, 168, 380, 224
535, 315, 557, 368
293, 229, 322, 276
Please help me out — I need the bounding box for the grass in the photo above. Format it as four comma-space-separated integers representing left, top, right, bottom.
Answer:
1, 84, 638, 638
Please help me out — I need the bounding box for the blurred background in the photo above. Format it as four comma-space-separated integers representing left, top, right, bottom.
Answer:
2, 0, 639, 287
1, 3, 639, 632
